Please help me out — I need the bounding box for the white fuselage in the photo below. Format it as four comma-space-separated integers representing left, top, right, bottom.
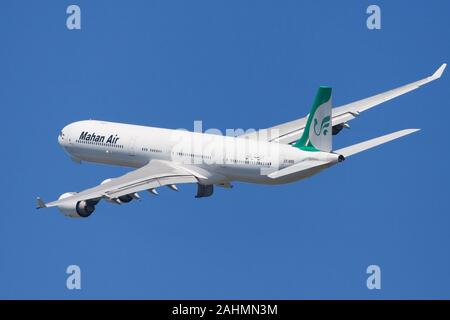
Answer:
58, 120, 338, 185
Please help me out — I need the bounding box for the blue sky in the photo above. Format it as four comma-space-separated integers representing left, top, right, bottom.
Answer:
0, 0, 449, 299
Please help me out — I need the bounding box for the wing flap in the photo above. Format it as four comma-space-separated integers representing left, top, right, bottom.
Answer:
106, 175, 197, 199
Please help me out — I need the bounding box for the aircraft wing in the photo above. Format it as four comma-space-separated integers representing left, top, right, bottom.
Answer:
38, 160, 198, 208
240, 64, 446, 145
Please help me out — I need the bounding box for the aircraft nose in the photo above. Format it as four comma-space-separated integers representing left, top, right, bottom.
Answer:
58, 129, 66, 146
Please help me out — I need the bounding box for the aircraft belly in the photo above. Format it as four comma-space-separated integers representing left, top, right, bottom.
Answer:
225, 163, 332, 185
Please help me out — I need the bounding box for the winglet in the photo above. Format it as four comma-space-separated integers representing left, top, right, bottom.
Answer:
431, 63, 447, 79
36, 197, 47, 209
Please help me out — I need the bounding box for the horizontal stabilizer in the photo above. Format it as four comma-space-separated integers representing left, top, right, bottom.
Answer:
335, 129, 420, 157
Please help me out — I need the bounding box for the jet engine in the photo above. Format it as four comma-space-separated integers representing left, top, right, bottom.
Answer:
100, 179, 138, 205
118, 194, 133, 203
117, 193, 141, 203
57, 192, 97, 218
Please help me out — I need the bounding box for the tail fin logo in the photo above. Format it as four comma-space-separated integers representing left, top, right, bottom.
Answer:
313, 116, 331, 136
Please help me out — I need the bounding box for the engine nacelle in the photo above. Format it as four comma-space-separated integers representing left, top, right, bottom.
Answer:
118, 194, 133, 203
57, 192, 96, 218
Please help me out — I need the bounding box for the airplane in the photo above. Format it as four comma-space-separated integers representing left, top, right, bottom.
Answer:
37, 63, 446, 218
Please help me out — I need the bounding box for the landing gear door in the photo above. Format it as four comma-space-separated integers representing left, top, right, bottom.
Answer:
128, 137, 137, 157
